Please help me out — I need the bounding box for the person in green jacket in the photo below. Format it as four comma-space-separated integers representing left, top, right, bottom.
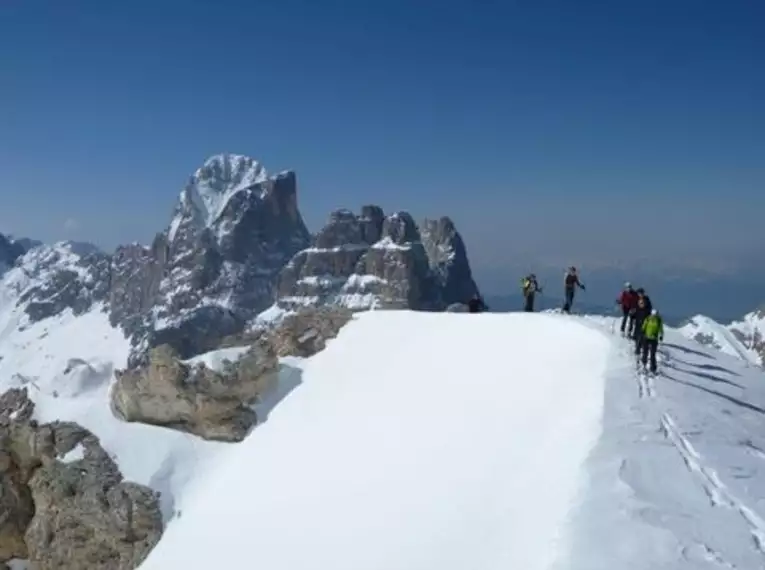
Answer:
641, 309, 664, 373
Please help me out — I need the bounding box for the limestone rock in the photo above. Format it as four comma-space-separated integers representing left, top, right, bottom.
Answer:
277, 207, 478, 311
267, 307, 353, 358
112, 341, 279, 442
0, 388, 162, 569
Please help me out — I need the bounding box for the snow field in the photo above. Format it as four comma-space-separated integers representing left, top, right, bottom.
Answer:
4, 299, 765, 569
140, 311, 614, 570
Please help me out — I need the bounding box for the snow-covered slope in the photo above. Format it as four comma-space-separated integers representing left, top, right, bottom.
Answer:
141, 311, 609, 570
680, 314, 763, 366
137, 311, 765, 570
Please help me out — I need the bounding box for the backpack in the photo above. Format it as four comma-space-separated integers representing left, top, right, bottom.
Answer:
643, 315, 663, 339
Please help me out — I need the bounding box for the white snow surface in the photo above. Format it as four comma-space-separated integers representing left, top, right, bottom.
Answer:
141, 311, 608, 570
140, 311, 765, 570
183, 345, 251, 372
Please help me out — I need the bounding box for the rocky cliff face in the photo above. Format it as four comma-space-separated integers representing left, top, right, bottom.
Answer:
1, 155, 312, 367
277, 206, 479, 311
1, 154, 481, 368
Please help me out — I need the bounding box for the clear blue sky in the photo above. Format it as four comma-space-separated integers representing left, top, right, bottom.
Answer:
1, 0, 764, 286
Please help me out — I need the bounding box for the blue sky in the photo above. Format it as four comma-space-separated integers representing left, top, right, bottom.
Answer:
1, 0, 764, 288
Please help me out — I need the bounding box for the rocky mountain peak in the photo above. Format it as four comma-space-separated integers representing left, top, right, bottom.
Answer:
277, 205, 479, 311
380, 211, 421, 245
178, 154, 269, 230
420, 216, 478, 305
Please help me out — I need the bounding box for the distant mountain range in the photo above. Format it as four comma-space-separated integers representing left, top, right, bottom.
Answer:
0, 153, 480, 367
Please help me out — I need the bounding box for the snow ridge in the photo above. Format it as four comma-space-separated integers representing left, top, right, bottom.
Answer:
680, 314, 763, 366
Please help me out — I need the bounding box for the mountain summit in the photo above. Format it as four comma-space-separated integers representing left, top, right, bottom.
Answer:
169, 154, 270, 238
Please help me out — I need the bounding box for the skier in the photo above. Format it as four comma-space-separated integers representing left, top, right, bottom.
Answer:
633, 288, 653, 355
640, 309, 664, 374
521, 273, 542, 312
467, 293, 487, 313
616, 282, 639, 337
562, 266, 585, 313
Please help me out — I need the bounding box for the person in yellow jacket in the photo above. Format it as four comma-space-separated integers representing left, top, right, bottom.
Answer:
640, 309, 664, 374
521, 274, 542, 312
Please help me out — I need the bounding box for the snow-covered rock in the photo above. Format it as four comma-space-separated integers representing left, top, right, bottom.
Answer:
276, 207, 479, 311
111, 339, 279, 443
1, 155, 313, 367
117, 156, 311, 365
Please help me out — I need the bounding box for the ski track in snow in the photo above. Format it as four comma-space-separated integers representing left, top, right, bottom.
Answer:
610, 321, 765, 565
661, 412, 765, 555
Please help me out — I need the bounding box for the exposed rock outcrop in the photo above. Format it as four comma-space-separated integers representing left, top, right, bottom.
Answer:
266, 306, 353, 358
277, 206, 479, 311
0, 388, 162, 569
112, 339, 279, 442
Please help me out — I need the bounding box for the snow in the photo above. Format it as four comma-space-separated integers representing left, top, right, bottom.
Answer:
60, 442, 85, 463
562, 315, 765, 569
0, 303, 228, 523
141, 311, 609, 570
3, 282, 765, 570
139, 311, 765, 570
372, 235, 413, 250
184, 345, 251, 372
252, 302, 292, 327
342, 273, 384, 289
679, 314, 761, 366
302, 243, 369, 254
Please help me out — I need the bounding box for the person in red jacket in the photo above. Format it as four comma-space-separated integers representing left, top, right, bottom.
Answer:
616, 282, 639, 338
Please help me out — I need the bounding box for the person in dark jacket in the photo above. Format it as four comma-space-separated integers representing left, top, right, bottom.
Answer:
633, 288, 653, 354
467, 293, 487, 313
521, 273, 542, 312
562, 266, 585, 313
616, 282, 639, 337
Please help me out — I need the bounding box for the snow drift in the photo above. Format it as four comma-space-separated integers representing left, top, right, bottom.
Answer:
139, 311, 612, 570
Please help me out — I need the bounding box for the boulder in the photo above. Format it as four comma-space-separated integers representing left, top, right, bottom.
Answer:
112, 340, 279, 442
